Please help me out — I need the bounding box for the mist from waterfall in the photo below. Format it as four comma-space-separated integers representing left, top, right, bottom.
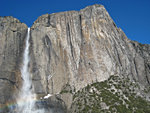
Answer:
16, 28, 44, 113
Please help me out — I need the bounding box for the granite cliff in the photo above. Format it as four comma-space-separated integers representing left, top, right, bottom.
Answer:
30, 4, 150, 108
0, 16, 27, 112
0, 4, 150, 113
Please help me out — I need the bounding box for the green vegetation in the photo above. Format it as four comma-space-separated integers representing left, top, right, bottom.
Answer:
71, 75, 150, 113
60, 83, 73, 94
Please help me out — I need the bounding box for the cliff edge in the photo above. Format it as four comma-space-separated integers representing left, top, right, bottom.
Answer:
0, 4, 150, 113
0, 16, 27, 112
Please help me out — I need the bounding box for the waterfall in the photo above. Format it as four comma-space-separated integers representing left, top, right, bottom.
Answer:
16, 28, 44, 113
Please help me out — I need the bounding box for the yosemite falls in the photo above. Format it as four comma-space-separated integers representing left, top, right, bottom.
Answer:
0, 4, 150, 113
16, 28, 44, 113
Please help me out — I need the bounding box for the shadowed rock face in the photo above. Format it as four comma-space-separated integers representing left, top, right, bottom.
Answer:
0, 16, 27, 112
0, 4, 150, 113
30, 4, 150, 95
35, 95, 67, 113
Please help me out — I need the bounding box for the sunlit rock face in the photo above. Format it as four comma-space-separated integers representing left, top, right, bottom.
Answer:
0, 16, 27, 112
30, 4, 150, 96
0, 4, 150, 113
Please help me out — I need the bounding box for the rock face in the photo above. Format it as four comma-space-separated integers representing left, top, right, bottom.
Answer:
0, 4, 150, 113
35, 95, 67, 113
0, 16, 27, 112
30, 4, 150, 96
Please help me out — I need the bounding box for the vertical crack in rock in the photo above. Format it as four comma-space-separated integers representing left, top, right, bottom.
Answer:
0, 4, 148, 112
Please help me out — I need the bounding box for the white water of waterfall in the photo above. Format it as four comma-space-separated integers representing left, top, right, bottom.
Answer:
16, 28, 44, 113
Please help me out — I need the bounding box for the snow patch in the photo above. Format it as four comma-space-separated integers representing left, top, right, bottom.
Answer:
44, 94, 52, 99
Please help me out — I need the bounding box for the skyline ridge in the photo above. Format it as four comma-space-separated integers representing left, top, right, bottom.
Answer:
0, 0, 150, 44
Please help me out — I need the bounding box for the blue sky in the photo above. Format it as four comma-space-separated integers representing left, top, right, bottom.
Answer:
0, 0, 150, 44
